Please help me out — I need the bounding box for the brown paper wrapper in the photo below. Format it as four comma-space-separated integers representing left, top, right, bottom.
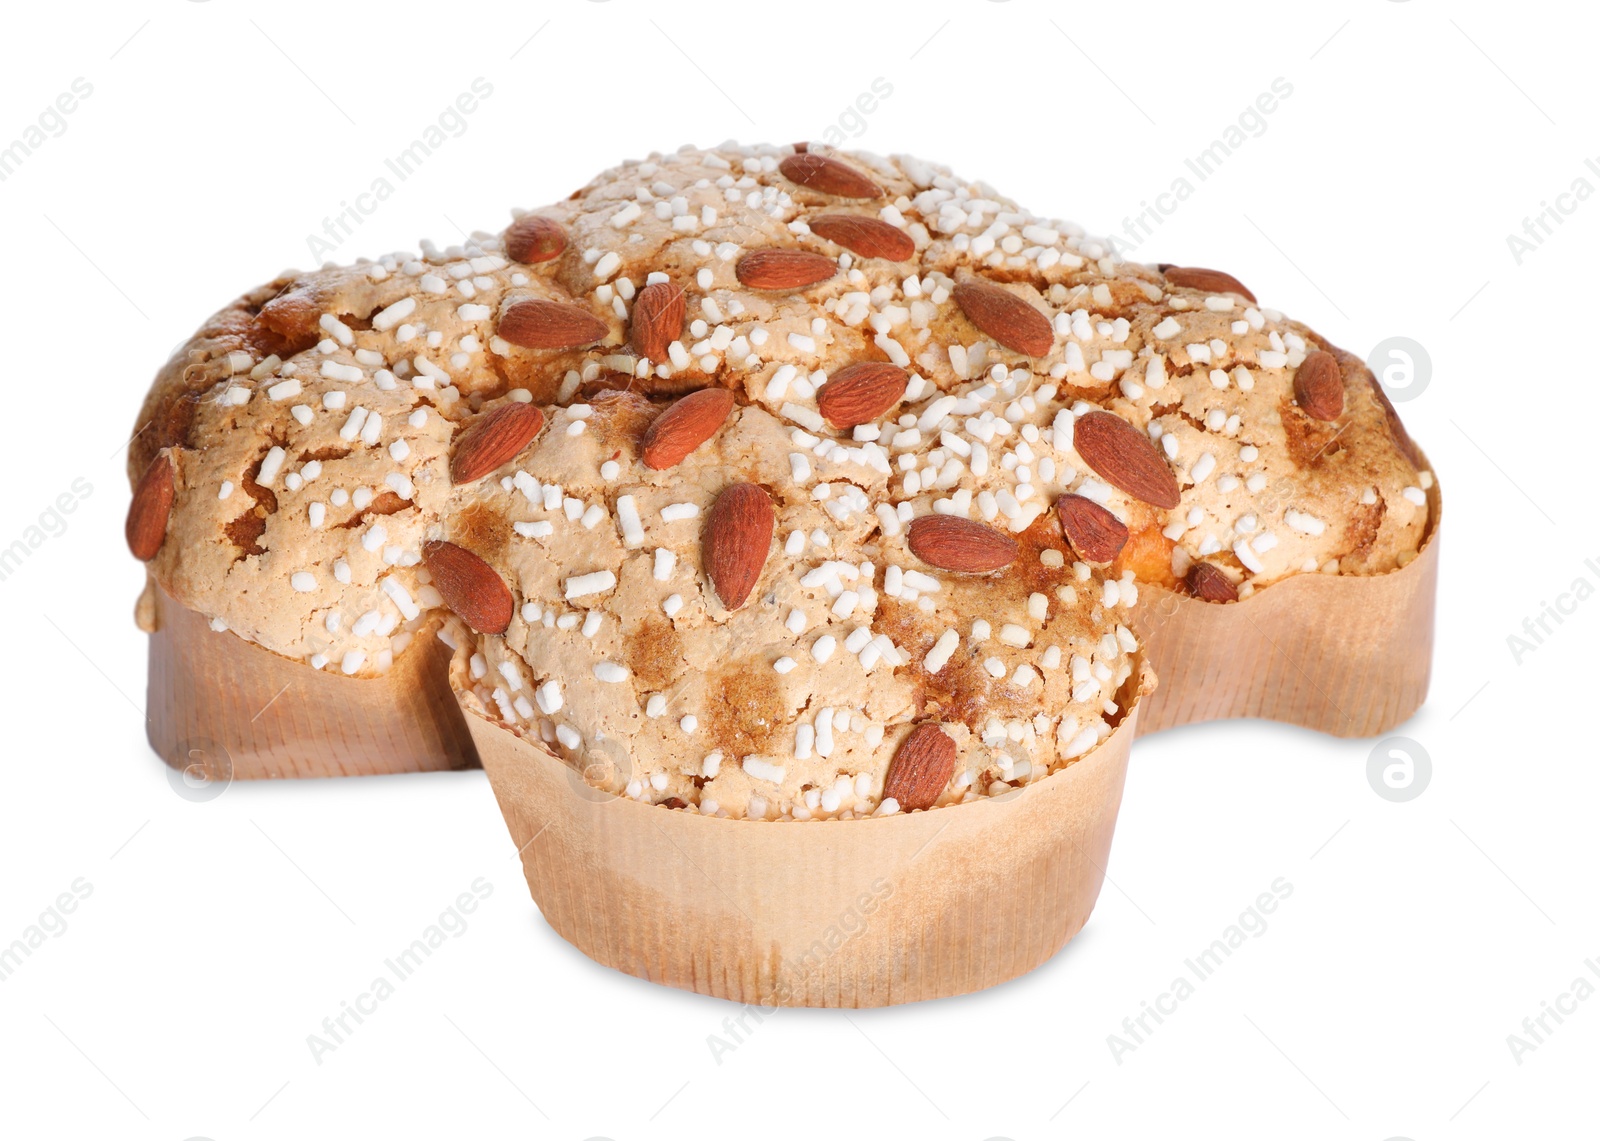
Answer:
469, 662, 1152, 1008
144, 583, 478, 779
1128, 485, 1440, 738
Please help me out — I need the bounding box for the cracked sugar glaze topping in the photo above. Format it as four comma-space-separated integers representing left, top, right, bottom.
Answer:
127, 143, 1430, 819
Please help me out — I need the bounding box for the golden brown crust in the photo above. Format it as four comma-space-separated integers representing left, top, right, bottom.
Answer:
126, 143, 1429, 818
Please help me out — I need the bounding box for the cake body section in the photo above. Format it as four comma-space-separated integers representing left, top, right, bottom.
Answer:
469, 663, 1148, 1007
146, 583, 477, 780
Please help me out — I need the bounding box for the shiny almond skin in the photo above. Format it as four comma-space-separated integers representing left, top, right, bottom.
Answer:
450, 403, 546, 485
703, 483, 774, 609
126, 453, 176, 560
1293, 350, 1345, 421
1187, 561, 1239, 602
1055, 494, 1129, 564
1162, 265, 1256, 303
884, 724, 956, 811
951, 281, 1054, 357
906, 514, 1019, 573
498, 298, 609, 350
807, 214, 915, 261
778, 152, 882, 199
422, 540, 514, 634
735, 249, 838, 291
1071, 411, 1181, 510
502, 215, 566, 264
640, 388, 736, 470
815, 362, 909, 428
629, 280, 686, 361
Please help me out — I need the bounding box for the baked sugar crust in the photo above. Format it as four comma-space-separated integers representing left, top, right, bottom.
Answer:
127, 143, 1428, 818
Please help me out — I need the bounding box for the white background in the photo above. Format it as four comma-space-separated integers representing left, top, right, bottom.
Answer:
1, 1, 1593, 1137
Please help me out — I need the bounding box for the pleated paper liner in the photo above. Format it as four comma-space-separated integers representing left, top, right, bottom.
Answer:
138, 474, 1437, 778
467, 660, 1153, 1008
1129, 482, 1441, 738
143, 581, 478, 780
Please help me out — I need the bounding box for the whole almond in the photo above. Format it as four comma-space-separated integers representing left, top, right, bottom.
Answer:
641, 388, 736, 470
1187, 561, 1239, 603
498, 298, 609, 351
1071, 411, 1181, 510
906, 514, 1018, 573
450, 402, 546, 484
735, 249, 838, 291
703, 483, 774, 609
883, 723, 956, 812
815, 362, 909, 428
629, 280, 686, 361
1055, 494, 1129, 564
422, 540, 514, 634
1294, 350, 1344, 421
1162, 265, 1256, 303
503, 215, 566, 264
778, 153, 882, 199
807, 214, 915, 261
952, 281, 1054, 357
126, 453, 176, 561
